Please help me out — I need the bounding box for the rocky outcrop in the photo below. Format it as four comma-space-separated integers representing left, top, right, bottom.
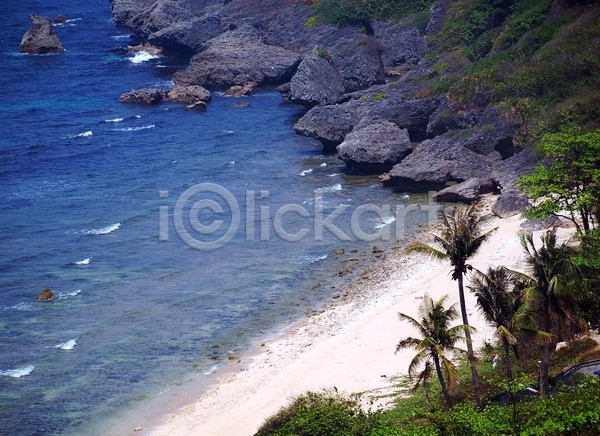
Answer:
166, 84, 211, 103
173, 24, 301, 88
119, 88, 167, 104
433, 178, 496, 203
37, 287, 53, 301
55, 14, 68, 24
491, 190, 531, 218
492, 148, 539, 191
109, 0, 148, 27
20, 15, 65, 54
427, 0, 451, 35
288, 47, 345, 107
386, 133, 493, 191
225, 83, 256, 97
372, 23, 426, 77
426, 98, 479, 137
337, 120, 412, 174
148, 14, 222, 54
329, 36, 385, 92
294, 84, 440, 150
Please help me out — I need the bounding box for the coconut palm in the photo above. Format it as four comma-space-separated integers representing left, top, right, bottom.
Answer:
519, 230, 585, 397
405, 204, 496, 408
396, 293, 470, 408
469, 266, 522, 379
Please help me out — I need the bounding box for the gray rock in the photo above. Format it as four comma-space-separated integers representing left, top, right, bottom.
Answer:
20, 15, 65, 54
294, 84, 440, 149
491, 190, 531, 218
148, 14, 223, 53
166, 85, 211, 103
109, 0, 148, 27
492, 148, 539, 191
372, 22, 426, 77
276, 82, 292, 100
329, 36, 385, 92
55, 14, 68, 24
426, 98, 479, 137
119, 88, 167, 105
127, 1, 194, 39
427, 0, 451, 35
173, 24, 301, 88
337, 120, 412, 174
225, 83, 256, 96
520, 215, 573, 231
387, 134, 493, 191
289, 47, 345, 107
434, 178, 497, 203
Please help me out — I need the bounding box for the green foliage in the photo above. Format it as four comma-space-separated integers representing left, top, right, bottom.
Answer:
316, 47, 329, 59
313, 0, 435, 26
305, 16, 319, 29
361, 92, 387, 102
517, 128, 600, 233
255, 391, 389, 436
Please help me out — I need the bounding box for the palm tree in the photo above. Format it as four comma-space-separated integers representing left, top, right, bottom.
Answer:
405, 204, 496, 408
396, 293, 470, 409
519, 230, 585, 397
469, 266, 522, 379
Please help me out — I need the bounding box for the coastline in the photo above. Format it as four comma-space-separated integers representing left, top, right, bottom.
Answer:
114, 197, 550, 436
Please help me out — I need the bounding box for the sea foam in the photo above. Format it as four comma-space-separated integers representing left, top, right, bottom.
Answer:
58, 289, 82, 299
112, 125, 155, 132
104, 117, 123, 123
55, 339, 78, 350
75, 258, 91, 265
129, 51, 159, 64
0, 366, 34, 378
83, 223, 120, 235
299, 169, 313, 176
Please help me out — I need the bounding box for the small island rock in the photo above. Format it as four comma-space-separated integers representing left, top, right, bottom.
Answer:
20, 15, 65, 54
37, 287, 54, 301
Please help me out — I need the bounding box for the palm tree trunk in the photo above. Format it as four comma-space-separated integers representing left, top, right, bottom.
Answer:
433, 355, 453, 408
458, 275, 483, 409
540, 309, 551, 397
501, 336, 513, 380
512, 343, 520, 360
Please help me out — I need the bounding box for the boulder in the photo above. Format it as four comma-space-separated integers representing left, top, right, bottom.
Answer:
119, 88, 167, 104
37, 287, 53, 301
337, 120, 412, 174
166, 84, 211, 103
491, 190, 531, 218
520, 215, 566, 231
20, 15, 65, 54
329, 36, 385, 92
276, 82, 292, 100
433, 178, 497, 203
225, 83, 256, 97
372, 22, 426, 77
288, 47, 345, 107
294, 84, 440, 149
492, 148, 539, 191
173, 24, 301, 88
387, 134, 493, 191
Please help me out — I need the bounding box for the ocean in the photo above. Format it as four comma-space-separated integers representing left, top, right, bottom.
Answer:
0, 2, 429, 434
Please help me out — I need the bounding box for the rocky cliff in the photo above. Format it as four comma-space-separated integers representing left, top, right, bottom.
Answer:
109, 0, 538, 201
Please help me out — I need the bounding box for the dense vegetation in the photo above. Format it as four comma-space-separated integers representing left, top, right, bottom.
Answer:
257, 1, 600, 434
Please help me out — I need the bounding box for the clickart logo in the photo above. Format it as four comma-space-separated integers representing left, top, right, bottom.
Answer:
158, 183, 439, 251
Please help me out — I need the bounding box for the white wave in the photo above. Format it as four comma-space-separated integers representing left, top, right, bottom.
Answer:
58, 289, 82, 299
111, 34, 133, 40
112, 125, 155, 132
83, 223, 120, 235
327, 173, 339, 177
134, 115, 141, 119
222, 130, 235, 134
374, 216, 396, 230
321, 183, 342, 193
229, 161, 235, 165
75, 258, 91, 265
104, 117, 123, 123
67, 131, 92, 138
293, 254, 328, 264
129, 51, 159, 64
55, 339, 78, 350
320, 163, 327, 167
3, 302, 36, 312
300, 169, 313, 176
0, 366, 34, 378
66, 18, 82, 23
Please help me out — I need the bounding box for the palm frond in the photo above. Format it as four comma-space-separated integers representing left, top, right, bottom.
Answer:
404, 242, 447, 261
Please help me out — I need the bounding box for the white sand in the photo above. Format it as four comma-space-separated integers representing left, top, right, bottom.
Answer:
126, 206, 573, 436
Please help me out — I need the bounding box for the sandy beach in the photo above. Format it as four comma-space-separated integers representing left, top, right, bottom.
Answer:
120, 201, 573, 436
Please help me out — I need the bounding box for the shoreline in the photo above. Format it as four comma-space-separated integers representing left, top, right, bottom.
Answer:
112, 196, 550, 436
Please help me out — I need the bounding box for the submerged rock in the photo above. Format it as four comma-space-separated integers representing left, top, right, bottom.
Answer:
185, 101, 207, 111
225, 83, 256, 97
337, 120, 412, 174
20, 15, 65, 54
54, 14, 68, 24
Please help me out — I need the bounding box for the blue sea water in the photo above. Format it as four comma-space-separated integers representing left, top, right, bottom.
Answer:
0, 2, 429, 435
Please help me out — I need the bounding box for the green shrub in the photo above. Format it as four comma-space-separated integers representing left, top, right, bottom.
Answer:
305, 16, 319, 29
